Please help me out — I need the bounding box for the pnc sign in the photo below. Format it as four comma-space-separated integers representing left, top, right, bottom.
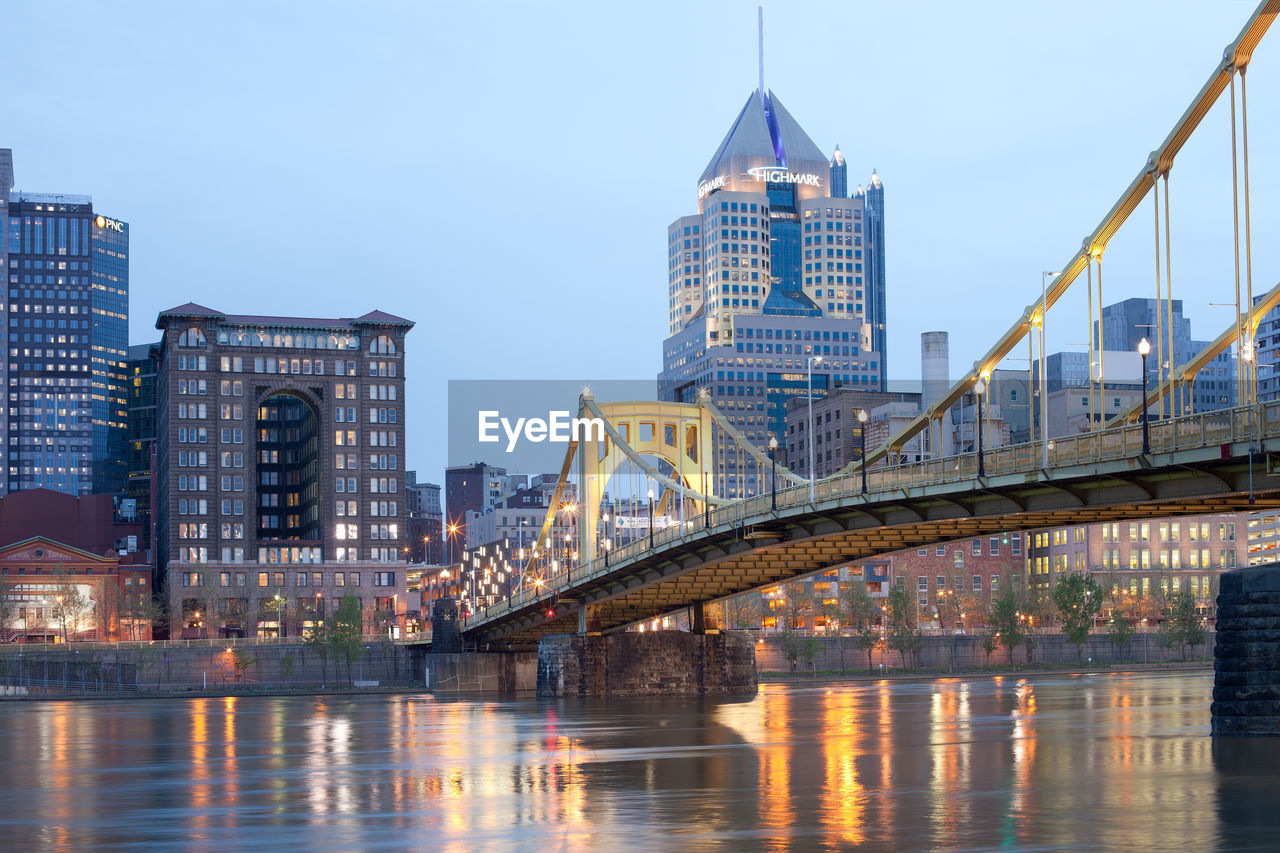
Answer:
95, 215, 125, 233
746, 166, 822, 187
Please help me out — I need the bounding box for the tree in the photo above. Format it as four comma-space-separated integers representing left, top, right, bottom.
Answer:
329, 595, 366, 685
723, 593, 761, 630
777, 630, 820, 672
884, 583, 921, 668
0, 590, 22, 644
1160, 588, 1208, 660
1052, 572, 1103, 661
779, 583, 817, 631
981, 630, 1000, 664
1107, 608, 1135, 659
303, 618, 332, 686
231, 648, 257, 682
989, 590, 1026, 664
50, 564, 91, 644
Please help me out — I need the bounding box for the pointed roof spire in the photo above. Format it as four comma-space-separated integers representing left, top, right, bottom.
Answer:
869, 169, 882, 189
831, 144, 844, 167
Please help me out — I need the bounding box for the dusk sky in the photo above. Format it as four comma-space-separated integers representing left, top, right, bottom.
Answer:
7, 1, 1279, 480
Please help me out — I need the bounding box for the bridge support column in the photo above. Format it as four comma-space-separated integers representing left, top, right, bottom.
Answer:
431, 598, 462, 654
577, 604, 601, 636
536, 630, 757, 698
1213, 565, 1280, 735
690, 601, 719, 635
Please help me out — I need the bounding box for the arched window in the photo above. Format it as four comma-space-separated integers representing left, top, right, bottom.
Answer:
327, 336, 339, 350
178, 328, 206, 348
252, 333, 265, 347
217, 331, 229, 345
369, 335, 396, 355
305, 335, 316, 349
274, 334, 284, 348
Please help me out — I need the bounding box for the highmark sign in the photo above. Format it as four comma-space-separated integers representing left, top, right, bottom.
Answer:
746, 166, 822, 187
697, 175, 728, 199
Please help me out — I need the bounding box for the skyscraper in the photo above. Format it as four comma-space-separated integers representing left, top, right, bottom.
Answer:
1, 148, 130, 497
658, 88, 885, 497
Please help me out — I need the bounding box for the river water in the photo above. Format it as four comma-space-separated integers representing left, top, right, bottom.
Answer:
0, 671, 1277, 851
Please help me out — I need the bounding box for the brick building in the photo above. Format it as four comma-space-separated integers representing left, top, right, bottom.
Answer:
154, 304, 413, 638
0, 489, 149, 642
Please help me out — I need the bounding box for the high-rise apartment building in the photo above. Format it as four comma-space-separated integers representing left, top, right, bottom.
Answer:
154, 303, 414, 638
1, 148, 129, 497
658, 90, 885, 497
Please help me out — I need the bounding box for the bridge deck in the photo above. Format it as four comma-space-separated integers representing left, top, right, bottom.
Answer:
465, 405, 1280, 646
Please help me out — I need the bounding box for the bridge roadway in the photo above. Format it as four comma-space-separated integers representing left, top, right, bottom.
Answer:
461, 405, 1280, 648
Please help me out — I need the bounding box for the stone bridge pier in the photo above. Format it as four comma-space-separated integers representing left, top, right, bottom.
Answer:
536, 602, 758, 698
1213, 565, 1280, 736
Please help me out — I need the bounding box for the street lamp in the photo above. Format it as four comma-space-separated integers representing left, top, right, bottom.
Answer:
768, 436, 778, 511
857, 409, 869, 495
974, 378, 987, 478
807, 354, 823, 502
647, 488, 655, 549
1138, 338, 1151, 455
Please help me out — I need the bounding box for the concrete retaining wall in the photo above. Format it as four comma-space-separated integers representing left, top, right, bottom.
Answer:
755, 631, 1211, 672
0, 642, 413, 690
537, 630, 757, 697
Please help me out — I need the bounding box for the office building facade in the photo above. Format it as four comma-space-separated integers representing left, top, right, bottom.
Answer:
658, 91, 885, 498
154, 303, 413, 638
1, 148, 130, 497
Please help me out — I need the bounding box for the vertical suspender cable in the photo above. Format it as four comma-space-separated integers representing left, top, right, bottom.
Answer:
1230, 70, 1245, 407
1164, 174, 1175, 417
1087, 260, 1095, 430
1153, 176, 1164, 420
1241, 67, 1256, 406
1097, 256, 1105, 422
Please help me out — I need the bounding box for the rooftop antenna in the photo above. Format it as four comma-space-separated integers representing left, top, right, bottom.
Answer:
757, 6, 786, 166
758, 6, 765, 97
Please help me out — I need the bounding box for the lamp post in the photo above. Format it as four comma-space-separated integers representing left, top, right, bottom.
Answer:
857, 409, 869, 495
1138, 338, 1151, 455
647, 488, 655, 549
807, 355, 823, 502
974, 378, 987, 478
768, 436, 778, 511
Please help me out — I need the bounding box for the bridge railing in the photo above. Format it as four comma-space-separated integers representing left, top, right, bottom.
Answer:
465, 403, 1276, 631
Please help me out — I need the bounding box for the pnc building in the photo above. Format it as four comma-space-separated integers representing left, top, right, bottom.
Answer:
658, 89, 885, 498
154, 304, 413, 639
1, 148, 130, 497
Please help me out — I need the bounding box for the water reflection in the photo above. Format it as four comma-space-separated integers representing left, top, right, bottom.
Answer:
0, 672, 1275, 850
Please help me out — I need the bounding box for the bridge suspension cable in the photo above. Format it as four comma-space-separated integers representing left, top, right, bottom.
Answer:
842, 0, 1280, 475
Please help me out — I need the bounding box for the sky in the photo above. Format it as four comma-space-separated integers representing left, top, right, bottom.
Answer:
6, 0, 1280, 483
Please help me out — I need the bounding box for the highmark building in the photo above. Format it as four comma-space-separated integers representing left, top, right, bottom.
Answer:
658, 89, 885, 498
0, 148, 130, 497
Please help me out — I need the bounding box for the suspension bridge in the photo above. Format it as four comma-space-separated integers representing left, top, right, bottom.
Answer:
445, 0, 1280, 649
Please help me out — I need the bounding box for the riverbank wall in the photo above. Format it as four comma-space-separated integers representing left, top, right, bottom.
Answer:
0, 641, 413, 694
754, 631, 1213, 671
